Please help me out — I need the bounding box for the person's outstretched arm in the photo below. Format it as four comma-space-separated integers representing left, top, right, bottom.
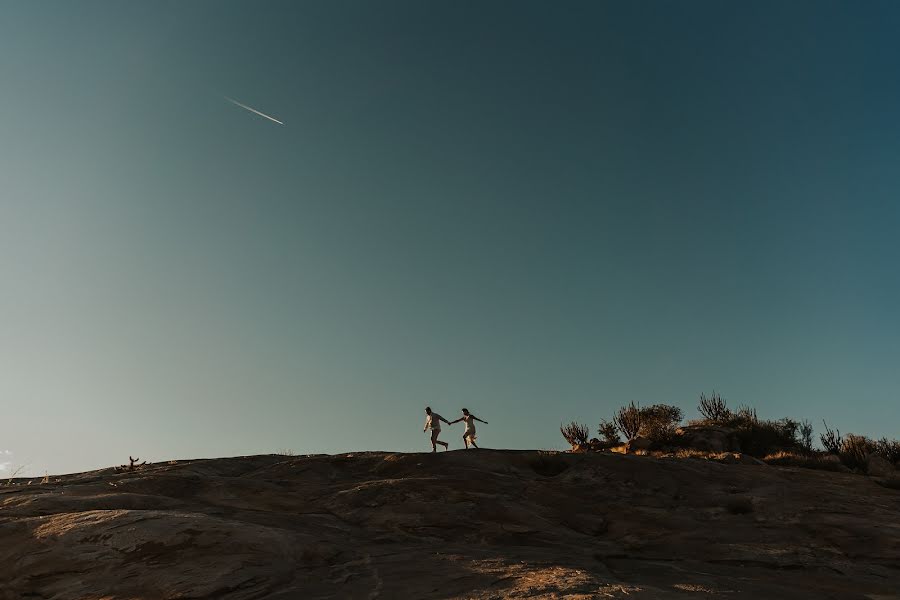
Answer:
474, 415, 488, 424
441, 415, 454, 425
447, 417, 462, 424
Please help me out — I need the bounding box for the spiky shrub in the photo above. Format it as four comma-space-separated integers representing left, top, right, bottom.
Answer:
821, 421, 843, 455
732, 404, 758, 427
597, 419, 621, 444
698, 391, 730, 424
875, 438, 900, 465
638, 404, 684, 443
798, 420, 814, 453
614, 401, 643, 441
840, 434, 877, 472
560, 421, 589, 448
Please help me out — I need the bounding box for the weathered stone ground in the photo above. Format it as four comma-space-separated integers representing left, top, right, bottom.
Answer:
2, 450, 899, 599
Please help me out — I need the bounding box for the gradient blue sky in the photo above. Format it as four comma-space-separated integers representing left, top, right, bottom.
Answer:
2, 1, 899, 476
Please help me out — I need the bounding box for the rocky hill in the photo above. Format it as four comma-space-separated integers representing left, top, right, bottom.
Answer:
2, 450, 899, 599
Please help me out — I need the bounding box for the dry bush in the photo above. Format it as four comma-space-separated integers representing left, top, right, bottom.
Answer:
698, 391, 729, 423
614, 402, 643, 441
798, 420, 814, 453
840, 434, 877, 472
732, 404, 758, 427
597, 419, 620, 444
638, 404, 683, 443
560, 421, 590, 448
875, 438, 900, 465
763, 450, 847, 472
820, 421, 843, 455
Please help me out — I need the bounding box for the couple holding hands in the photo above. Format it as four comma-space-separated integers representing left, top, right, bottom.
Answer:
424, 406, 487, 452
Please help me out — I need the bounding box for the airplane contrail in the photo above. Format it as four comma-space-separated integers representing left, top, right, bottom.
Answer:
224, 96, 284, 125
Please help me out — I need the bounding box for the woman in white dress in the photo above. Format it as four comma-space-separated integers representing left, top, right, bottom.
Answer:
449, 408, 488, 449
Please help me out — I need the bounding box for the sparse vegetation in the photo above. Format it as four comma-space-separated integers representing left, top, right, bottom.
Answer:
115, 456, 148, 473
558, 391, 898, 479
839, 434, 877, 472
597, 419, 620, 444
875, 438, 900, 465
698, 391, 729, 423
5, 465, 26, 486
614, 402, 643, 441
560, 421, 590, 448
762, 451, 847, 472
798, 420, 814, 453
821, 421, 843, 455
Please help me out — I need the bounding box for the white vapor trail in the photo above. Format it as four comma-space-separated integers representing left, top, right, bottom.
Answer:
225, 96, 284, 125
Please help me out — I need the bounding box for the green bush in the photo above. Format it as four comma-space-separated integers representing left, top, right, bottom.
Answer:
638, 404, 684, 443
597, 419, 621, 444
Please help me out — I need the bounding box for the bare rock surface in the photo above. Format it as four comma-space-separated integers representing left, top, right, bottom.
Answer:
2, 450, 900, 599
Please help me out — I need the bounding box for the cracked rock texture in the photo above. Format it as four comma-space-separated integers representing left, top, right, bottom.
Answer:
2, 450, 899, 599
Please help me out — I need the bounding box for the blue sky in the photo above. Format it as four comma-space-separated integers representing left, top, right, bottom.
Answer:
1, 1, 899, 475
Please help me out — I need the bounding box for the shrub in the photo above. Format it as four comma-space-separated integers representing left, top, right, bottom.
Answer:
732, 404, 758, 427
560, 421, 590, 448
614, 402, 643, 441
638, 404, 684, 443
736, 418, 800, 457
821, 421, 843, 455
597, 419, 621, 444
875, 438, 900, 465
840, 434, 876, 472
798, 420, 814, 453
698, 391, 729, 423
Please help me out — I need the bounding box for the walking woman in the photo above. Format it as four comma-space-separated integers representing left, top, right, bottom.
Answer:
449, 408, 488, 449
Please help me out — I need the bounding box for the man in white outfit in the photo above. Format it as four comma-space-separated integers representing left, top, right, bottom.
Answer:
424, 406, 450, 452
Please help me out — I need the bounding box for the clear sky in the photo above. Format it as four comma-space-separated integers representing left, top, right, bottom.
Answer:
2, 1, 899, 476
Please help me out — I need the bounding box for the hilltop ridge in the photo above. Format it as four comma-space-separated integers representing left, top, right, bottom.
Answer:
2, 450, 899, 599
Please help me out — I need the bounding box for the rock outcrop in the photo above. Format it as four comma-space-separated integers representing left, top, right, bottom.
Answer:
2, 450, 899, 599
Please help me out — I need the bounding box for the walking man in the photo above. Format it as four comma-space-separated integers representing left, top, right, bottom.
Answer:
424, 406, 450, 452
